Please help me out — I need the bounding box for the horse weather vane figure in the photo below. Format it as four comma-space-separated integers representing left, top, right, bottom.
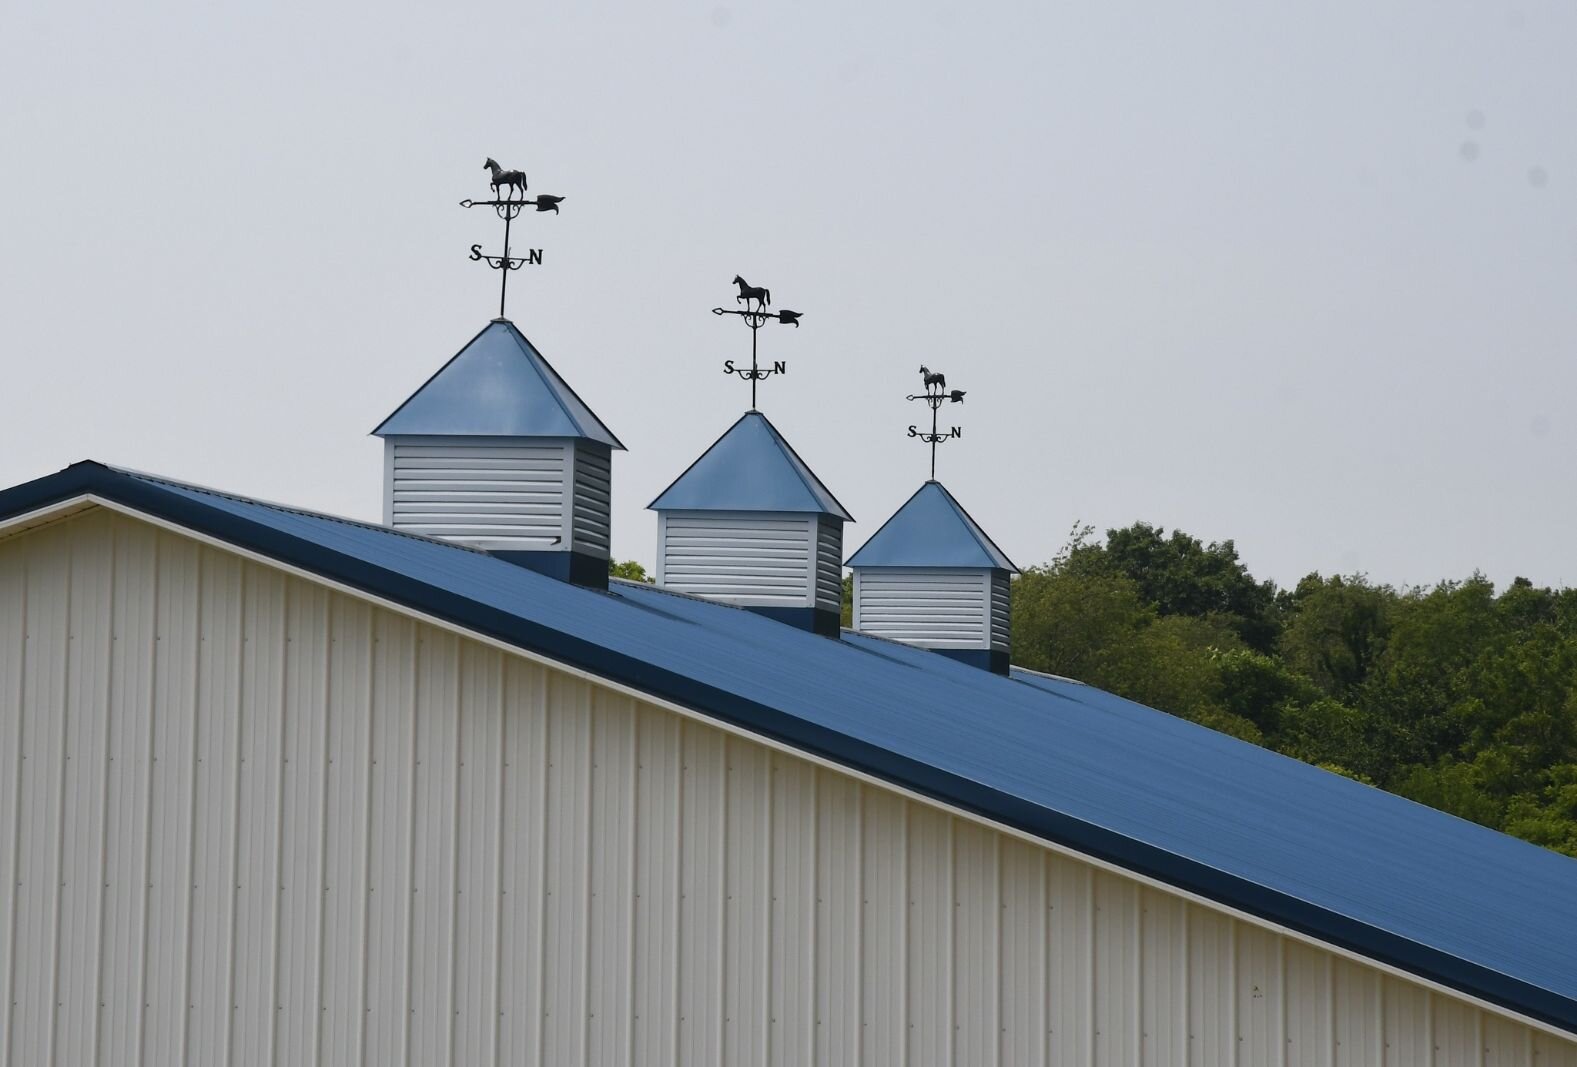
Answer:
460, 158, 567, 319
713, 276, 803, 410
907, 365, 967, 480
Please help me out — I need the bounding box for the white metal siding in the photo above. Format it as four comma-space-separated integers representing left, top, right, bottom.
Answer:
656, 511, 816, 607
386, 437, 569, 551
2, 507, 1575, 1066
853, 568, 992, 649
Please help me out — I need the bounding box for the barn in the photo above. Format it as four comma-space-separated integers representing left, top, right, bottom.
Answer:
1, 314, 1575, 1066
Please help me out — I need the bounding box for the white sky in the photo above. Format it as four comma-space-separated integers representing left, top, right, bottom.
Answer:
3, 0, 1574, 589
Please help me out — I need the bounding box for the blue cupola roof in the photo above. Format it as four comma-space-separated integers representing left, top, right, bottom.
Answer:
648, 411, 852, 520
372, 319, 623, 448
846, 481, 1016, 571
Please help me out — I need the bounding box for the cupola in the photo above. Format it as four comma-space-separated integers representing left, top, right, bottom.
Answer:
373, 318, 624, 588
846, 482, 1016, 672
649, 411, 851, 636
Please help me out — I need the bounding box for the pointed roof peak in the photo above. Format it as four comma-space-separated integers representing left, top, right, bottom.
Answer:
648, 410, 852, 520
846, 480, 1016, 571
373, 319, 623, 448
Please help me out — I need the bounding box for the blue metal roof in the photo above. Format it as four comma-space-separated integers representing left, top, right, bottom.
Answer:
4, 460, 1576, 1037
846, 480, 1017, 571
647, 411, 852, 520
372, 319, 624, 448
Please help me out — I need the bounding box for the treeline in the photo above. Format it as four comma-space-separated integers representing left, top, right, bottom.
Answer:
1011, 523, 1577, 857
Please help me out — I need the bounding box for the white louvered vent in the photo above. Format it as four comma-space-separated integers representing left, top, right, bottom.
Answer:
815, 517, 844, 617
990, 569, 1012, 653
570, 444, 612, 558
853, 569, 991, 649
657, 512, 815, 606
385, 438, 568, 550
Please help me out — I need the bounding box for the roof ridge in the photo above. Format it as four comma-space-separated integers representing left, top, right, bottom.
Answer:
751, 411, 853, 522
504, 322, 627, 451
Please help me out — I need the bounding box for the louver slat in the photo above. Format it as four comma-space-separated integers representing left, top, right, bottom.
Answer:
658, 513, 815, 606
388, 441, 567, 550
853, 569, 991, 649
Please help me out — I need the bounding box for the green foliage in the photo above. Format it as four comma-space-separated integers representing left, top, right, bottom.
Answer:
608, 559, 653, 583
1011, 522, 1577, 857
1065, 522, 1281, 652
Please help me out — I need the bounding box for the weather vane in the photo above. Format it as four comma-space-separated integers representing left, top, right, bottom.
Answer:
712, 276, 802, 410
906, 365, 967, 479
459, 157, 567, 320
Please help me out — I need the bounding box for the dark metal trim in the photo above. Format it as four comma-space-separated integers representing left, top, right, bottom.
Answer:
739, 603, 842, 638
488, 548, 609, 590
931, 646, 1010, 675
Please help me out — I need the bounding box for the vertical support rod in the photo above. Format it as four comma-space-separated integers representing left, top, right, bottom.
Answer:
929, 396, 940, 479
750, 319, 760, 410
499, 209, 513, 319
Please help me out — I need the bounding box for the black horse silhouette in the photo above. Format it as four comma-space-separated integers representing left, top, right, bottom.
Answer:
484, 158, 528, 200
733, 275, 771, 310
919, 365, 946, 391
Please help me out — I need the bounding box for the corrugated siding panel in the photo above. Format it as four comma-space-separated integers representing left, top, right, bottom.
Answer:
860, 785, 906, 1067
2, 507, 1575, 1065
953, 822, 998, 1067
142, 530, 201, 1066
679, 722, 726, 1065
452, 641, 504, 1064
658, 513, 814, 606
1188, 905, 1235, 1066
543, 671, 592, 1067
56, 512, 114, 1066
770, 756, 815, 1067
362, 609, 417, 1065
1140, 888, 1188, 1066
1047, 852, 1093, 1065
571, 444, 613, 558
854, 569, 990, 649
630, 704, 678, 1067
1287, 942, 1334, 1065
816, 773, 861, 1065
1095, 871, 1141, 1066
725, 739, 770, 1067
1337, 956, 1384, 1065
184, 547, 243, 1065
388, 440, 568, 549
907, 805, 953, 1067
587, 689, 637, 1067
1000, 840, 1046, 1067
0, 529, 24, 1064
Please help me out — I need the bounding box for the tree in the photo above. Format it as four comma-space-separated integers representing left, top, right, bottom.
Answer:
1068, 523, 1282, 653
1278, 574, 1391, 701
609, 560, 652, 582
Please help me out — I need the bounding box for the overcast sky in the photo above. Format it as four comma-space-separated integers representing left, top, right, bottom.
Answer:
3, 0, 1574, 589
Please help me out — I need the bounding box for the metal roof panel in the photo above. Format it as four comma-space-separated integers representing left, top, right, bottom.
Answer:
647, 411, 852, 519
372, 319, 624, 447
845, 480, 1016, 570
